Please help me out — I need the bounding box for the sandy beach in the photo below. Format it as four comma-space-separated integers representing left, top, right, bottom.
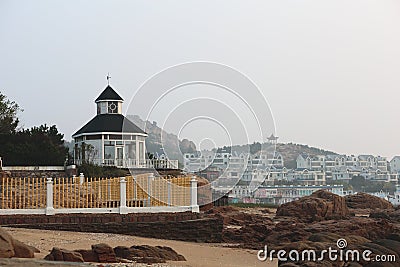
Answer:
4, 227, 277, 267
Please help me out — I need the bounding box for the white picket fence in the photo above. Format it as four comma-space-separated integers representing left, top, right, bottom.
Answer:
0, 174, 199, 215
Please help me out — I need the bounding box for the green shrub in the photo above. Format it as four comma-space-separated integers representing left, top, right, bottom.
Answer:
77, 163, 128, 178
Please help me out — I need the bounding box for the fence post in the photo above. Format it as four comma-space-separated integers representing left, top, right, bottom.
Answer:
45, 178, 55, 215
79, 173, 84, 185
119, 177, 128, 214
147, 173, 153, 207
167, 181, 172, 206
190, 176, 199, 212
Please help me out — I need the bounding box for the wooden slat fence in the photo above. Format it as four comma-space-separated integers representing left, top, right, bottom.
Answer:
0, 174, 193, 211
0, 177, 46, 209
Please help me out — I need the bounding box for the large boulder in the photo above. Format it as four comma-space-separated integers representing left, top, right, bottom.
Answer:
48, 243, 185, 264
91, 243, 116, 263
74, 249, 98, 262
0, 228, 15, 258
345, 193, 394, 210
12, 239, 35, 258
114, 245, 186, 263
276, 190, 350, 221
0, 227, 38, 258
44, 247, 84, 262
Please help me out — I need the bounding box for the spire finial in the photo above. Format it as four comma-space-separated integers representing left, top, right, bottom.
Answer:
106, 73, 111, 85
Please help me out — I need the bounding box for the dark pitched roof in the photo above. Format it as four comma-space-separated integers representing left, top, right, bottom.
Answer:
267, 134, 278, 140
95, 86, 123, 102
73, 114, 146, 137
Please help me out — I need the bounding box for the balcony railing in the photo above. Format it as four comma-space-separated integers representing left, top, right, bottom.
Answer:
75, 159, 179, 169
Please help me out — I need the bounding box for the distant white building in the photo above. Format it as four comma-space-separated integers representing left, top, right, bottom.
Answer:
268, 166, 289, 181
296, 153, 393, 182
252, 185, 344, 205
287, 169, 326, 185
390, 156, 400, 173
184, 148, 283, 186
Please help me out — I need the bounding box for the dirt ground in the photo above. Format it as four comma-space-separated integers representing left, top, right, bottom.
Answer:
4, 227, 277, 267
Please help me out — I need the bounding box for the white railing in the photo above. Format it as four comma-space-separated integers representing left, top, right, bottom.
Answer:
0, 174, 199, 215
75, 159, 179, 169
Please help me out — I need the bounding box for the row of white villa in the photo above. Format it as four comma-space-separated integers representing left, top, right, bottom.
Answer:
184, 149, 400, 186
214, 184, 345, 205
226, 183, 400, 206
184, 147, 284, 173
296, 153, 399, 182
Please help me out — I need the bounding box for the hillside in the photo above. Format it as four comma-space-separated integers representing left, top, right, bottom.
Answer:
127, 115, 197, 162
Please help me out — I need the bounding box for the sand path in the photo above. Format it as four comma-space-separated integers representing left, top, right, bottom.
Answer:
4, 227, 277, 267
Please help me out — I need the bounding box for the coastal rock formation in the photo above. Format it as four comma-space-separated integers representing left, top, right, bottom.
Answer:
204, 192, 400, 257
114, 245, 186, 263
46, 244, 116, 263
44, 248, 84, 262
0, 228, 14, 258
45, 243, 185, 264
278, 236, 400, 267
264, 217, 394, 248
0, 227, 38, 258
345, 192, 394, 210
276, 190, 350, 221
91, 243, 117, 263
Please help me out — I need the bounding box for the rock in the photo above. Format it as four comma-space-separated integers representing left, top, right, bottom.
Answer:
136, 256, 166, 264
44, 247, 84, 262
276, 190, 350, 221
74, 249, 98, 262
26, 245, 40, 254
370, 209, 400, 222
280, 263, 302, 267
155, 246, 186, 261
360, 242, 399, 263
0, 227, 37, 259
0, 228, 15, 258
387, 233, 400, 242
12, 239, 34, 258
70, 244, 117, 263
91, 243, 116, 263
61, 250, 84, 262
345, 193, 394, 210
307, 233, 342, 243
114, 245, 186, 263
113, 246, 132, 260
346, 263, 363, 267
0, 258, 89, 266
373, 239, 400, 256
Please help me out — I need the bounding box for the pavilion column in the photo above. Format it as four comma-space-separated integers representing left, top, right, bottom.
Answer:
101, 134, 105, 165
135, 139, 140, 167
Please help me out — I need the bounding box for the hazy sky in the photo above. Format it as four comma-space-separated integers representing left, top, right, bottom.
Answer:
1, 1, 399, 158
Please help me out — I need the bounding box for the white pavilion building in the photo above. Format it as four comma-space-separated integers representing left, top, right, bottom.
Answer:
72, 85, 148, 168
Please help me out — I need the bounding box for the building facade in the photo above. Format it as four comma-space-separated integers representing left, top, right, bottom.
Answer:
390, 156, 400, 173
296, 153, 394, 182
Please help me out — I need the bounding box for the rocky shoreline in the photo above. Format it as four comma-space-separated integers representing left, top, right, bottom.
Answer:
208, 190, 400, 266
1, 189, 399, 266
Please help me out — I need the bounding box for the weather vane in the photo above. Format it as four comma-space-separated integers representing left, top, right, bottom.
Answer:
106, 73, 111, 85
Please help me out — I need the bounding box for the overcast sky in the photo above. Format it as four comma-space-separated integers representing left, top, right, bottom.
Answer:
1, 1, 399, 158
